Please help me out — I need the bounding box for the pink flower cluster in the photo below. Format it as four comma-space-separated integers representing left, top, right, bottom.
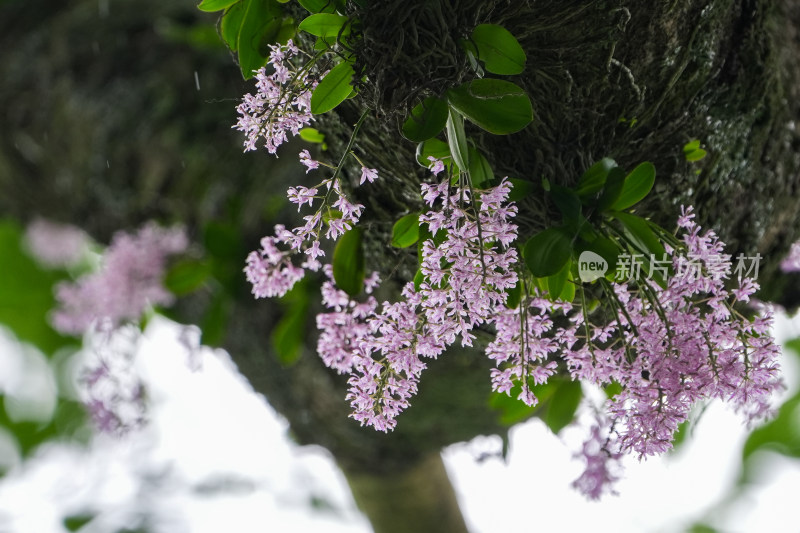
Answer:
494, 207, 781, 496
52, 223, 188, 334
233, 41, 314, 153
316, 178, 520, 431
244, 149, 373, 299
24, 218, 90, 269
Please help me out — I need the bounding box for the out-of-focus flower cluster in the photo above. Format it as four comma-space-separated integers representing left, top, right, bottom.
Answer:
24, 218, 90, 269
52, 223, 187, 335
79, 321, 146, 434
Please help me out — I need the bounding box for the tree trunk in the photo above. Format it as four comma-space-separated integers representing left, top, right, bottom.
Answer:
2, 1, 800, 532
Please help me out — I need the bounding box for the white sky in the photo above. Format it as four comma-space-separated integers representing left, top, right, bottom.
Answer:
0, 312, 798, 533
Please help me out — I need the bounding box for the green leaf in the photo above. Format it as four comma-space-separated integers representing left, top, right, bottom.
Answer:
298, 0, 337, 13
470, 23, 526, 75
299, 127, 325, 144
298, 13, 349, 38
468, 147, 494, 187
611, 211, 666, 259
0, 221, 70, 354
311, 61, 354, 114
415, 138, 450, 168
445, 108, 470, 171
505, 280, 521, 309
391, 212, 420, 248
164, 259, 212, 296
413, 268, 424, 291
271, 290, 309, 366
546, 259, 571, 301
576, 235, 620, 279
237, 0, 283, 78
523, 227, 573, 278
332, 227, 365, 297
685, 148, 707, 162
609, 162, 656, 211
576, 157, 617, 198
198, 0, 239, 12
544, 379, 582, 434
549, 184, 582, 224
220, 2, 246, 51
507, 178, 533, 202
402, 97, 449, 142
683, 139, 701, 154
446, 79, 533, 135
275, 17, 297, 43
595, 166, 626, 212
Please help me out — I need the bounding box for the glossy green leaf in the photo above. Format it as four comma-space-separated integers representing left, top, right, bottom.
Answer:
576, 235, 620, 279
198, 0, 239, 12
299, 127, 325, 144
471, 23, 526, 75
310, 61, 354, 114
415, 138, 450, 168
298, 13, 349, 38
446, 79, 533, 135
612, 211, 666, 259
685, 148, 707, 162
523, 227, 573, 278
546, 259, 571, 301
402, 97, 449, 142
683, 139, 701, 154
576, 157, 617, 198
544, 380, 582, 434
391, 212, 420, 248
220, 2, 246, 51
332, 227, 365, 297
596, 166, 626, 212
237, 0, 283, 78
445, 108, 470, 171
468, 147, 493, 187
609, 162, 656, 211
298, 0, 337, 13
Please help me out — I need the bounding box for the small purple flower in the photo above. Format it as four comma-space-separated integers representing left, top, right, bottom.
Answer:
360, 167, 378, 185
427, 156, 445, 176
299, 149, 319, 173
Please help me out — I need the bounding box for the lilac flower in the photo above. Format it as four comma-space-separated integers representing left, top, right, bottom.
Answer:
233, 41, 315, 153
299, 149, 319, 173
360, 167, 378, 185
52, 223, 188, 335
427, 156, 445, 176
244, 235, 305, 298
287, 186, 318, 210
24, 218, 90, 269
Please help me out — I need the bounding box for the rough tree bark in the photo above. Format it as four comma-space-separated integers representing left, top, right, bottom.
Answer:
2, 1, 799, 532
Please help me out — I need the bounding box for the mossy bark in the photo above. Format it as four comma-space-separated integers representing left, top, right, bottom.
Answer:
2, 1, 800, 532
